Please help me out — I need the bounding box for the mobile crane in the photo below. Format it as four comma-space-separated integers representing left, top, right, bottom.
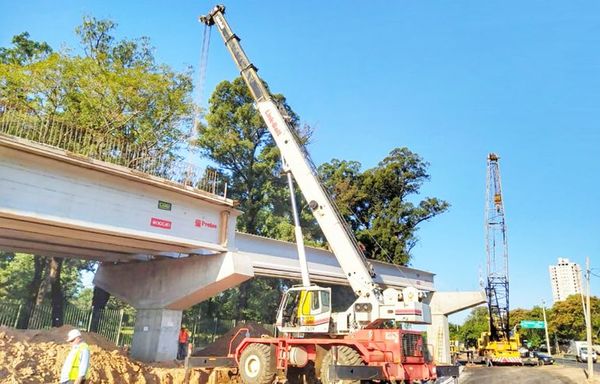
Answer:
199, 5, 446, 383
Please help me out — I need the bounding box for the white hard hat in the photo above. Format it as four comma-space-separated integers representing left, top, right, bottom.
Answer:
67, 329, 82, 342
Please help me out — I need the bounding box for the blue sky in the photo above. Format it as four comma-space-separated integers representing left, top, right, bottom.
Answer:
2, 1, 599, 323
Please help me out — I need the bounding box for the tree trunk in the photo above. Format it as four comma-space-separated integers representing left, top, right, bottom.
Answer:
236, 281, 250, 321
49, 257, 64, 327
90, 285, 110, 332
36, 258, 52, 305
17, 255, 46, 329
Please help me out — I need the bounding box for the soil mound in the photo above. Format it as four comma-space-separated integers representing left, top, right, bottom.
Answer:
194, 322, 273, 357
0, 326, 203, 383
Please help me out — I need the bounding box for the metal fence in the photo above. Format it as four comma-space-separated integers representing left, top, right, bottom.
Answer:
0, 301, 127, 346
0, 108, 227, 197
0, 301, 276, 350
184, 317, 276, 349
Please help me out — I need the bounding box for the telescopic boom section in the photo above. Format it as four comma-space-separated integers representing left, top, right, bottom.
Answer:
200, 5, 379, 299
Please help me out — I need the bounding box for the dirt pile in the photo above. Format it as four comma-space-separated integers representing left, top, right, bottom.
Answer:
194, 322, 273, 357
0, 325, 204, 384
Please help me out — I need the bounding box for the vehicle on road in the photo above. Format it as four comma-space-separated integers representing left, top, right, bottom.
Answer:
577, 347, 597, 363
570, 341, 598, 363
522, 351, 554, 366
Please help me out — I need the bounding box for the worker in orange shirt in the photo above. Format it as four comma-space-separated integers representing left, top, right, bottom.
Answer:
177, 326, 190, 360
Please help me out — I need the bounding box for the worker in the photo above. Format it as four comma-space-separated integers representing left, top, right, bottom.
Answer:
177, 326, 190, 360
60, 329, 90, 384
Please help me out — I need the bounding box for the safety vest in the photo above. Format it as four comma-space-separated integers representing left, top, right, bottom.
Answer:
68, 342, 90, 381
179, 329, 189, 343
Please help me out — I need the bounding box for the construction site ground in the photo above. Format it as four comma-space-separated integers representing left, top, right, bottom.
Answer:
0, 325, 207, 384
460, 364, 600, 384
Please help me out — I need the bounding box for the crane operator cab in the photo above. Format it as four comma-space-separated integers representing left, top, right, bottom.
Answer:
276, 285, 332, 334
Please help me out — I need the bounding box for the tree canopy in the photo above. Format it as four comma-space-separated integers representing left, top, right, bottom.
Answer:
0, 18, 193, 168
319, 148, 450, 265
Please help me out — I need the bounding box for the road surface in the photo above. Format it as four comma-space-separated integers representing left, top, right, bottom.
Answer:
459, 365, 584, 384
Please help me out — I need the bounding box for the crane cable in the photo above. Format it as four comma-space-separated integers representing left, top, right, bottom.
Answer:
191, 23, 212, 140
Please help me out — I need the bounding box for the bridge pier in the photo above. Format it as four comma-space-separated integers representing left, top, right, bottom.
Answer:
131, 309, 183, 361
425, 291, 487, 364
94, 252, 254, 361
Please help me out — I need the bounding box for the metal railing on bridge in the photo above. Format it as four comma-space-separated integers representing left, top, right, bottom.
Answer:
0, 108, 227, 197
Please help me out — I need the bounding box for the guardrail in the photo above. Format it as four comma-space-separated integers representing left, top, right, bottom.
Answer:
0, 108, 227, 197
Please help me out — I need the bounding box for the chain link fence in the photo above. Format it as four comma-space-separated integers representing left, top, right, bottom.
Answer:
0, 108, 227, 197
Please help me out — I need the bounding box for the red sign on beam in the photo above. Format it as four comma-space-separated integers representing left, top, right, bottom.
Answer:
150, 217, 172, 229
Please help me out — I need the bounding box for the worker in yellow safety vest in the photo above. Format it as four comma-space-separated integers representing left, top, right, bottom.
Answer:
60, 329, 91, 384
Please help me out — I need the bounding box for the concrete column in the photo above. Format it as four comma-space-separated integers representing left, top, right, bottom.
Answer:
428, 313, 451, 364
425, 291, 487, 364
132, 309, 182, 362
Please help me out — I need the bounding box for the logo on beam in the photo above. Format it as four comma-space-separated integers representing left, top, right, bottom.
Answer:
150, 217, 172, 229
195, 218, 217, 229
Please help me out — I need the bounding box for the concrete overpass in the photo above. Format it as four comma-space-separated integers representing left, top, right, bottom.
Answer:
0, 132, 485, 362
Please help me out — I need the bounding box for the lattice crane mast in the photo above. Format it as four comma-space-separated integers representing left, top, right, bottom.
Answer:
485, 153, 510, 342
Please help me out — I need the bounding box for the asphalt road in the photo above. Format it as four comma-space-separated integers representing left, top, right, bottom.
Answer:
459, 365, 579, 384
555, 357, 599, 368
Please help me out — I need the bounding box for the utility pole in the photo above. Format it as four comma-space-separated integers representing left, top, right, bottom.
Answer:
585, 256, 593, 381
542, 299, 551, 356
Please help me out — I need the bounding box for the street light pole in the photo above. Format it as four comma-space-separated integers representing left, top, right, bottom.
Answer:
542, 299, 551, 356
585, 256, 593, 381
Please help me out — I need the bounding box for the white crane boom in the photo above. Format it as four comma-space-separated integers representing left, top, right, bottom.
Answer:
200, 5, 378, 299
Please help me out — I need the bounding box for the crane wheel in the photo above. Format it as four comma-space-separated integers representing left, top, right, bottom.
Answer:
239, 343, 276, 384
319, 345, 364, 384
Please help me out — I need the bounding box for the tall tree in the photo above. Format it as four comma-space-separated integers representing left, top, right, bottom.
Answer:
319, 148, 449, 265
195, 78, 311, 321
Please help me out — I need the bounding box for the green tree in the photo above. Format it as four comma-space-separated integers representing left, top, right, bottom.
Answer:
195, 77, 312, 321
549, 294, 599, 342
0, 18, 193, 170
196, 77, 311, 236
0, 32, 52, 65
319, 148, 449, 265
459, 306, 489, 347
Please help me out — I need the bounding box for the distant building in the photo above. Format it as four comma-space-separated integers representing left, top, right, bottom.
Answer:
549, 258, 582, 302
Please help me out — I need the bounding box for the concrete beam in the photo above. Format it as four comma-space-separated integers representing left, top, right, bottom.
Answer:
236, 233, 435, 291
93, 252, 254, 310
428, 290, 487, 316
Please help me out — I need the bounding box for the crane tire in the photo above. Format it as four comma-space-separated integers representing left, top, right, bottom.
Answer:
239, 343, 276, 384
319, 345, 364, 384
